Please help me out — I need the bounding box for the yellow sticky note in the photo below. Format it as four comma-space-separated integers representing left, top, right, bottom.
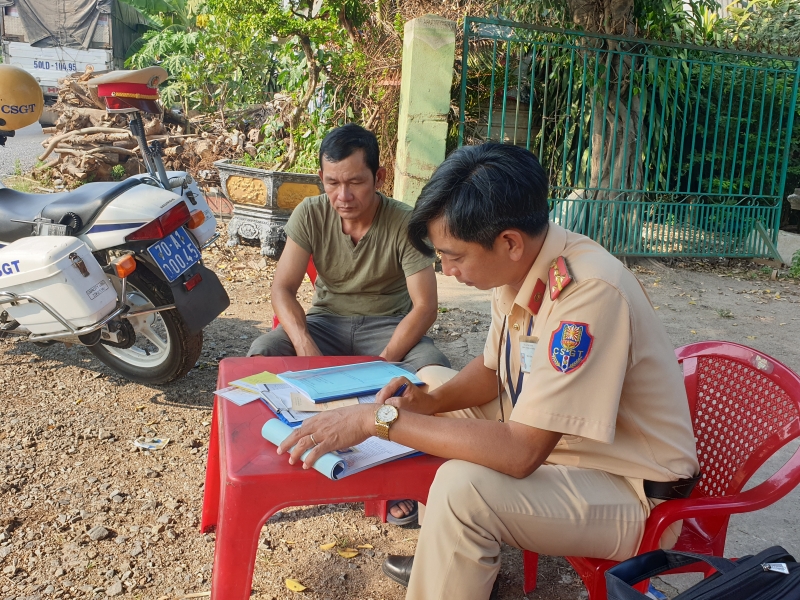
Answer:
240, 371, 283, 385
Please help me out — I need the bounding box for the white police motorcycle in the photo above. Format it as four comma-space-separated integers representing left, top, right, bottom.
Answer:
0, 65, 229, 384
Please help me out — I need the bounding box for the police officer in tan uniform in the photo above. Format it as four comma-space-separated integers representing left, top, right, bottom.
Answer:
277, 142, 700, 600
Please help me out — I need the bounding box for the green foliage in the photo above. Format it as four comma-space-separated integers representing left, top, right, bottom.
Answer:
722, 0, 800, 56
111, 165, 127, 181
184, 15, 281, 112
119, 0, 205, 28
210, 0, 367, 40
789, 249, 800, 278
127, 27, 199, 107
393, 13, 404, 38
126, 8, 281, 113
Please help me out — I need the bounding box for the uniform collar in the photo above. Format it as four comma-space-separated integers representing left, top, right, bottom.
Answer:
496, 223, 568, 317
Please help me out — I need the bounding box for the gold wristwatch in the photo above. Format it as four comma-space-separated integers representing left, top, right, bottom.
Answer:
375, 405, 399, 440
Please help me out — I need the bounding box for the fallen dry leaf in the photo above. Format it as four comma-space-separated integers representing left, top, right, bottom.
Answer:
356, 544, 373, 549
285, 578, 306, 592
337, 548, 359, 558
319, 542, 336, 551
690, 330, 697, 334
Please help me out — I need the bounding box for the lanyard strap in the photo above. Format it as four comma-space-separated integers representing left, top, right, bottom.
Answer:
505, 318, 533, 406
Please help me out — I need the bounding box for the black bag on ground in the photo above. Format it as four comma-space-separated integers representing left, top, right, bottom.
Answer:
606, 546, 800, 600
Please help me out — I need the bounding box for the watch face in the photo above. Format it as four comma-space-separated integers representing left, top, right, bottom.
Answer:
376, 405, 397, 422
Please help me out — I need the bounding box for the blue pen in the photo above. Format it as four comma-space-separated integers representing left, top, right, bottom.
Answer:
394, 383, 408, 397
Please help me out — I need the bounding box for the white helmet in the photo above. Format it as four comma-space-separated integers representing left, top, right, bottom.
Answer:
0, 64, 44, 136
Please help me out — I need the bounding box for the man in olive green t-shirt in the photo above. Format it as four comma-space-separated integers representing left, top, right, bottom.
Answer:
248, 125, 449, 525
248, 123, 449, 377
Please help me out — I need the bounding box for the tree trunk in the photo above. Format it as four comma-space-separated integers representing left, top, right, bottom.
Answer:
566, 0, 643, 251
274, 34, 320, 171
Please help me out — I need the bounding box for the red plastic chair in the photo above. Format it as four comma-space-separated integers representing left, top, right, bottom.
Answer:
522, 341, 800, 598
271, 256, 317, 330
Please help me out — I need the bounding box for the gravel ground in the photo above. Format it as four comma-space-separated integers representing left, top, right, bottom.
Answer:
0, 123, 46, 178
0, 226, 798, 600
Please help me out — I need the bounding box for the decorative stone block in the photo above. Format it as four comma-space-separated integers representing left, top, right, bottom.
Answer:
214, 159, 323, 257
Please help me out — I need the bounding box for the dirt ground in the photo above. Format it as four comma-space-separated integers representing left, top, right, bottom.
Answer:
0, 225, 798, 600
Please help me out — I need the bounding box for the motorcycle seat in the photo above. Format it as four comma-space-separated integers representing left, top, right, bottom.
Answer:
0, 179, 142, 244
0, 188, 64, 244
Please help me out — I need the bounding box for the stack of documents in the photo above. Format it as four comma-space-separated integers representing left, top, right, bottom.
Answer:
212, 364, 423, 479
276, 361, 423, 403
215, 362, 418, 427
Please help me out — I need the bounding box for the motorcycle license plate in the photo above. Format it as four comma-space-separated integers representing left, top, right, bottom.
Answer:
147, 228, 201, 282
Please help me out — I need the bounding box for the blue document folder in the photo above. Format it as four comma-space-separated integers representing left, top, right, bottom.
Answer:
277, 361, 423, 403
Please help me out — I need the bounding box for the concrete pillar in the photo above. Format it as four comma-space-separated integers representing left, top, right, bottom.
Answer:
393, 14, 457, 206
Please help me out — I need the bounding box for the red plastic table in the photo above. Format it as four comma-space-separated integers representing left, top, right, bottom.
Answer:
201, 356, 446, 600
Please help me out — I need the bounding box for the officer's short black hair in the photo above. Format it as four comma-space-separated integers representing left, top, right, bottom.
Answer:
408, 142, 550, 256
319, 123, 380, 179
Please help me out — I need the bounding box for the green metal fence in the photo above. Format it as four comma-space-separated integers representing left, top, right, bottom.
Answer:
457, 17, 800, 258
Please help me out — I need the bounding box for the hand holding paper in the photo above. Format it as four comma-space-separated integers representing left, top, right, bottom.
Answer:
263, 419, 347, 479
277, 403, 375, 468
268, 404, 415, 480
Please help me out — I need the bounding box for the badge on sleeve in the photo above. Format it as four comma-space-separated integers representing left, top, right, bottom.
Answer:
549, 321, 593, 373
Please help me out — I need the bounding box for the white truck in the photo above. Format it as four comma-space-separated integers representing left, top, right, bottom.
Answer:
0, 0, 150, 119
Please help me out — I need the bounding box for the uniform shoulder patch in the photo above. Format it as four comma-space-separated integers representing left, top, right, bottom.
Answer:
548, 256, 572, 300
549, 321, 593, 373
528, 278, 546, 315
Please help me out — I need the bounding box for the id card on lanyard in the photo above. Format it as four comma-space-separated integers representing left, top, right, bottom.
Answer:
505, 318, 535, 406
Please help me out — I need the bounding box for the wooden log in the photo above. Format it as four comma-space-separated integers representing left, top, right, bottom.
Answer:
88, 85, 107, 110
67, 81, 96, 108
54, 145, 138, 158
39, 127, 132, 160
144, 120, 165, 136
163, 145, 183, 158
61, 160, 87, 179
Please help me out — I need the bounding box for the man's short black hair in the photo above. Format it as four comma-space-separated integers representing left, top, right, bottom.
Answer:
319, 123, 380, 178
408, 142, 550, 256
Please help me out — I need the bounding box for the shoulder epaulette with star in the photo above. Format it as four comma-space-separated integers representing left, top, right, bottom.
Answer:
548, 256, 572, 300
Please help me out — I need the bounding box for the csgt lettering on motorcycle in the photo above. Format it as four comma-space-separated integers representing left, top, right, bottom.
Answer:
1, 104, 37, 115
0, 261, 21, 275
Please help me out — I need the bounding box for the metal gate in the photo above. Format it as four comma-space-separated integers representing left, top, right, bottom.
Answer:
457, 17, 800, 258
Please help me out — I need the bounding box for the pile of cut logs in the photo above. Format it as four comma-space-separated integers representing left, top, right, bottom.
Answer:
36, 68, 271, 189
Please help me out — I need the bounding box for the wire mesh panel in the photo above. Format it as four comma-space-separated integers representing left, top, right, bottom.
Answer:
457, 18, 800, 258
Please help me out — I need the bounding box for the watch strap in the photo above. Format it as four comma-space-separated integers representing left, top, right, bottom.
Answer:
376, 422, 390, 440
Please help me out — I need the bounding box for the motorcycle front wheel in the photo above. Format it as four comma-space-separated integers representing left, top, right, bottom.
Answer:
89, 268, 203, 385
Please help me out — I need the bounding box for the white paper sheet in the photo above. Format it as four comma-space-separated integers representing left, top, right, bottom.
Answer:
214, 386, 261, 406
